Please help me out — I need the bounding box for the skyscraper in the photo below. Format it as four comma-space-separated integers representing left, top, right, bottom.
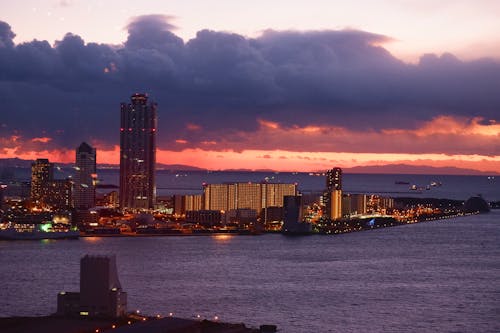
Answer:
119, 93, 157, 210
325, 167, 343, 220
31, 158, 53, 205
326, 167, 342, 191
31, 158, 72, 210
74, 142, 96, 209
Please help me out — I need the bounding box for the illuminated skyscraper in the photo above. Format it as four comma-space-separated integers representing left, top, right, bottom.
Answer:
119, 93, 157, 210
74, 142, 96, 209
31, 158, 53, 205
326, 167, 342, 191
325, 167, 343, 220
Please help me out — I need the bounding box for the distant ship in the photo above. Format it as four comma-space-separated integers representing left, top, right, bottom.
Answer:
0, 223, 80, 240
395, 181, 410, 185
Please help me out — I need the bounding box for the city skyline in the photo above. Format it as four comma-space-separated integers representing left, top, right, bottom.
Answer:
0, 2, 499, 174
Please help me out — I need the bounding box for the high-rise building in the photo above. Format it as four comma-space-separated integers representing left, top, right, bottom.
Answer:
42, 179, 73, 210
119, 93, 157, 210
31, 159, 53, 204
325, 167, 343, 220
329, 190, 342, 220
202, 182, 297, 221
74, 142, 96, 209
326, 167, 342, 191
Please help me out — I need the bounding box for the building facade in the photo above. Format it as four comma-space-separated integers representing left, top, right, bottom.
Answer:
203, 182, 297, 222
31, 158, 72, 210
74, 142, 96, 209
41, 179, 73, 210
119, 93, 157, 210
325, 167, 343, 220
57, 254, 127, 318
31, 158, 53, 205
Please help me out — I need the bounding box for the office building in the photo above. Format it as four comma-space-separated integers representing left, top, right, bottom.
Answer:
119, 93, 157, 210
74, 142, 96, 209
42, 179, 73, 210
31, 159, 53, 205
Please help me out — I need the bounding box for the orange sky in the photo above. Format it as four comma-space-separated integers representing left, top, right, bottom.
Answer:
2, 146, 499, 174
1, 115, 498, 174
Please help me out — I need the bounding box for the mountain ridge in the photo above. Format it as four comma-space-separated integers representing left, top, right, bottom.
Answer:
0, 158, 497, 175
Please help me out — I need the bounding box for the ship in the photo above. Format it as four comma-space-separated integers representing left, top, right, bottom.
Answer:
0, 222, 80, 240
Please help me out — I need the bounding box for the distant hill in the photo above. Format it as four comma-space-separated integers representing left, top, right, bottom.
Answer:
0, 158, 202, 171
343, 164, 498, 176
0, 158, 496, 175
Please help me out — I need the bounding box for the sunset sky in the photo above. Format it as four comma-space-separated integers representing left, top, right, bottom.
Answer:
1, 1, 499, 173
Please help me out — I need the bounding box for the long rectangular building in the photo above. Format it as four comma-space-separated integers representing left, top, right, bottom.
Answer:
203, 182, 297, 216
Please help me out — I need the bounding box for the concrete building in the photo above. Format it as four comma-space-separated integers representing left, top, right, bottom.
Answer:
282, 195, 311, 233
350, 194, 368, 215
30, 158, 53, 205
57, 254, 127, 318
31, 158, 72, 210
324, 167, 343, 220
203, 183, 297, 222
326, 167, 342, 191
119, 93, 157, 210
329, 189, 342, 220
74, 142, 96, 209
184, 194, 203, 212
41, 179, 73, 210
185, 210, 222, 226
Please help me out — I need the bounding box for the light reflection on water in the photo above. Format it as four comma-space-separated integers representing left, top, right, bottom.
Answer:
1, 212, 499, 332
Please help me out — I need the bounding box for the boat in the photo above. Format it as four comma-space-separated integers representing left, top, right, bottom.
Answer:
0, 223, 80, 240
395, 181, 410, 185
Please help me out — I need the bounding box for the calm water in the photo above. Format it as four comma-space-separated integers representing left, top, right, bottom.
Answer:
1, 211, 499, 332
5, 168, 500, 200
103, 170, 499, 200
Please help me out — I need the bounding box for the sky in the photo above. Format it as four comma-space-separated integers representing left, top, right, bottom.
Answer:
0, 1, 499, 173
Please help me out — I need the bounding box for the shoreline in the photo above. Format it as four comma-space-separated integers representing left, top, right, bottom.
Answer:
0, 314, 274, 333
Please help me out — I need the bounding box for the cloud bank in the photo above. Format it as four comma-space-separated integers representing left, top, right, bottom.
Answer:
0, 15, 499, 168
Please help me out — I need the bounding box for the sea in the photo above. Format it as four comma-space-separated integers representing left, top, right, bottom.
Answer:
0, 171, 499, 332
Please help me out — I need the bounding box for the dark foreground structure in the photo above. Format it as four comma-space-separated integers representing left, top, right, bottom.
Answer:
57, 255, 127, 318
1, 254, 275, 333
0, 316, 267, 333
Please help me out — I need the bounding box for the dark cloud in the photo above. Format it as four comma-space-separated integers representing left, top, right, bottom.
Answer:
0, 15, 499, 156
0, 21, 15, 48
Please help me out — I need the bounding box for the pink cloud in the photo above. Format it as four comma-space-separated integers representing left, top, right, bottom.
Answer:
31, 137, 52, 143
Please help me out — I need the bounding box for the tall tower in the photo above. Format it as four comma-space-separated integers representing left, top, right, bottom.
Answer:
119, 93, 157, 210
326, 167, 342, 191
31, 158, 53, 205
325, 167, 343, 220
74, 142, 96, 209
